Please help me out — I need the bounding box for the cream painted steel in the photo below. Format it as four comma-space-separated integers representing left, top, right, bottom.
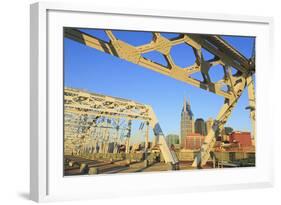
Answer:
65, 28, 255, 167
125, 120, 132, 153
192, 76, 246, 167
64, 88, 178, 165
246, 76, 256, 140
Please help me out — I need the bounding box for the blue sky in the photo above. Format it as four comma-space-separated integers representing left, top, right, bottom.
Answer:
64, 28, 255, 137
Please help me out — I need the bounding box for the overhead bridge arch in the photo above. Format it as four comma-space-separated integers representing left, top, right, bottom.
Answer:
65, 28, 255, 168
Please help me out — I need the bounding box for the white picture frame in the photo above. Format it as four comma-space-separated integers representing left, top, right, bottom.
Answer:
30, 2, 274, 202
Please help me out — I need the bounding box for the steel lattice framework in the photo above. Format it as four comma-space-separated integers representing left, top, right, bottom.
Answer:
64, 87, 179, 166
65, 28, 255, 168
64, 113, 132, 155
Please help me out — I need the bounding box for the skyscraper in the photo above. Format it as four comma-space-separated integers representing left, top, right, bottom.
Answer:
195, 118, 207, 136
180, 97, 194, 144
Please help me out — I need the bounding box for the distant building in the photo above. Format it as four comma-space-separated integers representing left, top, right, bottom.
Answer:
180, 97, 194, 144
182, 133, 205, 150
220, 127, 233, 142
224, 127, 233, 135
166, 134, 179, 147
229, 131, 252, 147
195, 118, 207, 136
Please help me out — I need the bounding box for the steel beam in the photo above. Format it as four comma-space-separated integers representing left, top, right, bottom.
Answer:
64, 87, 179, 165
64, 28, 255, 167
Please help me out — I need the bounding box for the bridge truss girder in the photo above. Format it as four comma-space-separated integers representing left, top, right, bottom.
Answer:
64, 88, 179, 165
65, 113, 131, 154
65, 28, 255, 168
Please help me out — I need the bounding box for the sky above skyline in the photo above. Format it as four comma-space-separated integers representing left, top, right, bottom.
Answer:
64, 28, 255, 137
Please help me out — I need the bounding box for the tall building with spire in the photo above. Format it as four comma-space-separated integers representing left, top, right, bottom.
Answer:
180, 97, 194, 144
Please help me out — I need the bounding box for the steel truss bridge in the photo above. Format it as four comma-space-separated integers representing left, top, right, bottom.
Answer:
65, 28, 255, 168
64, 87, 179, 167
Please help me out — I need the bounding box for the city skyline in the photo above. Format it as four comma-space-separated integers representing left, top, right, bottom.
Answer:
64, 28, 255, 136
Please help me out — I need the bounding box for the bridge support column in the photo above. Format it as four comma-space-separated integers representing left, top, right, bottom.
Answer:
247, 76, 256, 141
144, 121, 149, 159
192, 99, 238, 168
125, 120, 132, 153
192, 77, 246, 168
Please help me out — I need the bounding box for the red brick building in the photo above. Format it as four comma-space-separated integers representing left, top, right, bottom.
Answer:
229, 131, 252, 147
182, 133, 205, 150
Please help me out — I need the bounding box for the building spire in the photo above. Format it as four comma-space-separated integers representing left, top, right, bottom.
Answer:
182, 96, 193, 118
181, 96, 195, 144
183, 96, 187, 112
